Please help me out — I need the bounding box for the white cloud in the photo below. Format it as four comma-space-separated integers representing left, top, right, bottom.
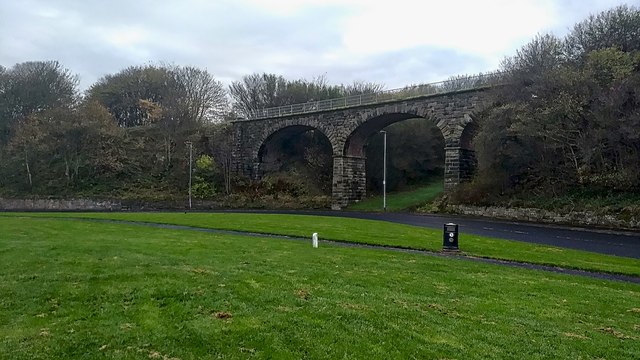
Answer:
102, 26, 150, 47
242, 0, 360, 16
342, 1, 557, 57
0, 0, 633, 90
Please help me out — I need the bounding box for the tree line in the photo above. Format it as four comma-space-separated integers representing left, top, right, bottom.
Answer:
0, 61, 383, 200
1, 4, 638, 208
466, 5, 640, 205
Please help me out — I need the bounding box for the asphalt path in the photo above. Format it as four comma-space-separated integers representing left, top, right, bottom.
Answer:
217, 210, 640, 259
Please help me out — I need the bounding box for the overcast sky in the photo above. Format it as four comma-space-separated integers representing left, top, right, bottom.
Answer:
0, 0, 634, 91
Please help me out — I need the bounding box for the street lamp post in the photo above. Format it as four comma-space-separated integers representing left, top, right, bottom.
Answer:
380, 130, 387, 212
185, 141, 193, 209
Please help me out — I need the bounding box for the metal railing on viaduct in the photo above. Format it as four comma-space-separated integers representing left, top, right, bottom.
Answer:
243, 71, 503, 120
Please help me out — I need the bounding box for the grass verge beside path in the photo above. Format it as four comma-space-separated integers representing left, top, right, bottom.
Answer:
4, 212, 639, 277
1, 217, 639, 359
347, 181, 443, 211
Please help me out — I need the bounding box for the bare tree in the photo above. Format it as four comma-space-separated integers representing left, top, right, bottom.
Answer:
341, 80, 384, 95
0, 61, 78, 145
229, 73, 382, 118
229, 73, 288, 118
172, 65, 228, 123
565, 5, 640, 61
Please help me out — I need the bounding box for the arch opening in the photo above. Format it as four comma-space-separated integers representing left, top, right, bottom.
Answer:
458, 119, 479, 182
345, 113, 446, 196
257, 125, 333, 195
344, 113, 417, 157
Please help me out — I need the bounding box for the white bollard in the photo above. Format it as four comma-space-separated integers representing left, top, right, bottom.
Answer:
312, 233, 318, 248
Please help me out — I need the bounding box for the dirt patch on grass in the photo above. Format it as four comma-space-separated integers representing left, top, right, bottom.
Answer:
295, 289, 310, 300
214, 311, 232, 320
340, 302, 369, 310
425, 303, 461, 318
189, 267, 214, 275
598, 327, 635, 339
148, 350, 180, 360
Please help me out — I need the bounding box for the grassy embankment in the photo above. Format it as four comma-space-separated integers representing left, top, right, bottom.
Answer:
347, 181, 443, 212
0, 216, 639, 359
3, 212, 639, 277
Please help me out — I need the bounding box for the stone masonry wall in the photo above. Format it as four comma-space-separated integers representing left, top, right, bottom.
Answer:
448, 205, 640, 229
0, 198, 123, 211
0, 198, 194, 211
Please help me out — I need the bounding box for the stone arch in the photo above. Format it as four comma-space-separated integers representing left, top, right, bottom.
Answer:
231, 87, 493, 208
248, 123, 335, 186
330, 110, 448, 209
343, 108, 445, 157
458, 115, 479, 182
250, 122, 335, 164
460, 115, 479, 150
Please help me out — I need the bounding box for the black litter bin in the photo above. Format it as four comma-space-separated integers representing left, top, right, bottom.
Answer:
443, 223, 459, 251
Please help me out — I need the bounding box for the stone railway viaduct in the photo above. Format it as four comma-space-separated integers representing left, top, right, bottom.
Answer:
231, 87, 492, 209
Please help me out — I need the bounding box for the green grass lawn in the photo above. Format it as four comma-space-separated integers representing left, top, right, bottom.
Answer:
0, 216, 639, 359
347, 181, 443, 211
6, 212, 639, 277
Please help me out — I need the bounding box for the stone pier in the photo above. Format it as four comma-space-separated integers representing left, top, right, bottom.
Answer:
331, 156, 366, 210
444, 147, 477, 190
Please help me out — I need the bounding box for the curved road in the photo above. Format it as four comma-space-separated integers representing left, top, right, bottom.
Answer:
219, 210, 640, 259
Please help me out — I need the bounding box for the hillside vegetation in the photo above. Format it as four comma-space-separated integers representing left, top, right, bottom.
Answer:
455, 5, 640, 211
0, 6, 639, 213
